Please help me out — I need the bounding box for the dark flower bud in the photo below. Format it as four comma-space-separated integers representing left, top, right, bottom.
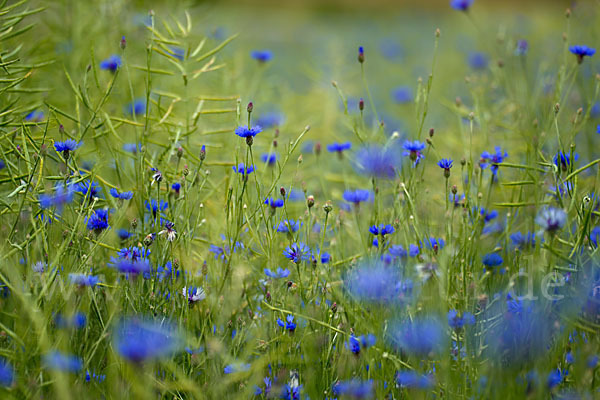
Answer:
426, 138, 432, 145
497, 59, 504, 68
435, 28, 440, 38
429, 128, 434, 137
59, 124, 65, 134
315, 142, 321, 156
331, 302, 337, 314
451, 185, 458, 195
274, 129, 279, 138
245, 136, 253, 146
358, 46, 365, 63
199, 145, 206, 161
280, 186, 286, 197
183, 165, 189, 176
323, 201, 333, 214
359, 98, 364, 111
176, 146, 183, 159
131, 218, 138, 230
247, 102, 253, 113
287, 281, 293, 288
307, 195, 314, 208
265, 291, 271, 302
554, 103, 560, 114
455, 97, 462, 107
565, 8, 571, 18
143, 233, 154, 247
202, 260, 208, 276
273, 139, 278, 148
120, 36, 127, 50
173, 258, 179, 269
460, 158, 466, 166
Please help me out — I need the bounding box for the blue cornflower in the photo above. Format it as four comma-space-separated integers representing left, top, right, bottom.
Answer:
69, 273, 99, 287
280, 383, 302, 400
171, 182, 181, 194
261, 153, 277, 165
0, 159, 4, 169
277, 315, 297, 332
402, 140, 426, 166
25, 110, 44, 121
409, 244, 420, 257
123, 143, 140, 153
183, 286, 206, 304
264, 197, 284, 209
388, 317, 445, 357
447, 310, 475, 329
255, 111, 284, 128
168, 46, 185, 61
355, 144, 400, 178
587, 355, 598, 368
0, 359, 13, 387
113, 258, 151, 275
343, 189, 371, 205
426, 237, 445, 252
284, 243, 310, 263
480, 146, 508, 175
482, 252, 503, 267
114, 319, 182, 363
510, 231, 537, 249
327, 142, 352, 154
75, 180, 101, 199
39, 183, 75, 210
468, 52, 489, 69
438, 158, 453, 177
234, 125, 262, 138
344, 260, 409, 304
369, 224, 395, 236
450, 193, 465, 207
43, 351, 82, 372
389, 244, 407, 258
553, 151, 579, 171
276, 219, 301, 233
476, 207, 498, 222
117, 229, 131, 240
547, 368, 564, 389
332, 380, 373, 398
570, 45, 596, 63
264, 267, 290, 279
379, 39, 403, 61
54, 139, 81, 156
86, 209, 109, 233
254, 377, 272, 396
145, 199, 168, 218
224, 363, 251, 374
321, 252, 331, 264
124, 99, 146, 116
99, 54, 122, 72
515, 39, 528, 56
396, 371, 434, 389
250, 49, 273, 62
535, 207, 567, 233
232, 163, 254, 176
109, 188, 133, 200
391, 86, 412, 104
345, 334, 376, 355
450, 0, 473, 11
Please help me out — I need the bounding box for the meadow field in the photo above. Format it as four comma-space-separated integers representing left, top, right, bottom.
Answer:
0, 0, 599, 398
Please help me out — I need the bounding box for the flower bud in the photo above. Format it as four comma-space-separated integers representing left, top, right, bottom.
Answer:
247, 102, 253, 113
176, 146, 183, 159
359, 98, 364, 111
199, 145, 206, 161
307, 195, 314, 208
323, 201, 333, 214
280, 186, 286, 197
358, 46, 365, 63
120, 36, 127, 50
429, 128, 434, 137
315, 142, 321, 156
245, 136, 253, 146
143, 233, 154, 247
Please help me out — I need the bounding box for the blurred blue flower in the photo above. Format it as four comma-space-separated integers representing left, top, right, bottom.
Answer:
388, 317, 445, 357
124, 99, 146, 116
535, 207, 566, 233
553, 151, 578, 170
277, 315, 296, 332
396, 370, 434, 389
232, 163, 254, 176
344, 259, 411, 304
109, 188, 133, 200
468, 52, 488, 69
0, 358, 13, 387
450, 0, 474, 11
75, 180, 101, 200
114, 318, 182, 363
251, 49, 273, 62
99, 55, 122, 72
480, 146, 507, 174
43, 351, 82, 372
482, 253, 503, 271
265, 197, 284, 208
343, 189, 371, 205
515, 39, 529, 56
369, 224, 395, 236
276, 219, 301, 233
54, 139, 80, 154
447, 310, 475, 329
255, 111, 284, 128
355, 144, 400, 179
570, 45, 595, 63
69, 273, 99, 287
332, 379, 373, 398
345, 334, 376, 355
224, 362, 251, 374
261, 153, 277, 165
39, 183, 75, 210
264, 267, 290, 279
25, 110, 45, 121
168, 46, 185, 61
327, 142, 352, 153
391, 86, 412, 104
